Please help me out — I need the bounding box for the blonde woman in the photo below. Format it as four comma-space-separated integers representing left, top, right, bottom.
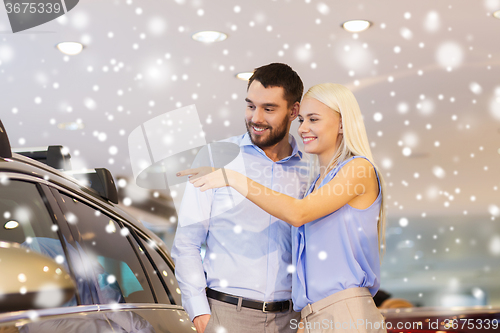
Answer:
178, 83, 387, 333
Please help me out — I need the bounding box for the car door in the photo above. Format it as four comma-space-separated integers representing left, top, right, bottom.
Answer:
132, 230, 183, 306
0, 174, 116, 332
51, 187, 194, 332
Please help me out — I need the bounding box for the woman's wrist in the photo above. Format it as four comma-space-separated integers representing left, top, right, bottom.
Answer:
225, 169, 241, 190
226, 168, 237, 187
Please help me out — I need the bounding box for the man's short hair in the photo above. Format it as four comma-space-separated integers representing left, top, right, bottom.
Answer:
248, 63, 304, 108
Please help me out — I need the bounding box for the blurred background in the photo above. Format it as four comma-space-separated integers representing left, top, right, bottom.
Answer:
0, 0, 499, 307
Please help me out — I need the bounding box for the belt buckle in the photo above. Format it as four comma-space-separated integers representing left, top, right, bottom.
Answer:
262, 301, 269, 313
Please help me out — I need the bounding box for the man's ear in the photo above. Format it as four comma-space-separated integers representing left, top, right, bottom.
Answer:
289, 101, 300, 120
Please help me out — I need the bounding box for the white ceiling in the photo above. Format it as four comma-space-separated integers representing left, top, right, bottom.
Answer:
1, 0, 499, 219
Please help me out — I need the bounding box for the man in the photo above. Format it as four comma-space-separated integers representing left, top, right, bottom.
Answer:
172, 63, 309, 333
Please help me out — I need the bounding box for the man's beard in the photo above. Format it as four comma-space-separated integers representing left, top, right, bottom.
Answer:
245, 115, 289, 149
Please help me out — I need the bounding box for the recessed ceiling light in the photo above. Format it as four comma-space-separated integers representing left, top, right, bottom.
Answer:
494, 10, 500, 19
235, 72, 253, 81
341, 20, 372, 33
192, 31, 228, 43
4, 220, 19, 230
56, 42, 84, 55
58, 122, 84, 130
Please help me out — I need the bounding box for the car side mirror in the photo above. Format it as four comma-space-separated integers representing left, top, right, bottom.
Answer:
0, 242, 77, 312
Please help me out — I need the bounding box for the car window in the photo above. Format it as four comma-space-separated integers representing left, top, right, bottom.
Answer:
0, 179, 76, 306
129, 234, 172, 305
58, 192, 156, 304
138, 234, 182, 305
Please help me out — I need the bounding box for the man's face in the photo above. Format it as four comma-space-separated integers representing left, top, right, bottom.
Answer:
244, 80, 291, 148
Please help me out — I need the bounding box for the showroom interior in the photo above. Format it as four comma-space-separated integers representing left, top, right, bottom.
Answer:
1, 0, 499, 309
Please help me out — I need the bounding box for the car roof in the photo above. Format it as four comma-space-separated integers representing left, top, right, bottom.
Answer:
0, 153, 172, 259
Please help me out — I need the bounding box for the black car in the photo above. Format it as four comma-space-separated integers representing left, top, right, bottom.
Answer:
0, 120, 195, 332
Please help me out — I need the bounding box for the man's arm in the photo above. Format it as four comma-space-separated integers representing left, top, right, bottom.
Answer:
171, 146, 215, 323
171, 180, 213, 321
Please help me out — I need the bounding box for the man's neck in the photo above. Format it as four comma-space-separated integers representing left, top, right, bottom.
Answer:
260, 136, 293, 162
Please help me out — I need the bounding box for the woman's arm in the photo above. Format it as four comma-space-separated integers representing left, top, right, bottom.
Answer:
177, 158, 377, 227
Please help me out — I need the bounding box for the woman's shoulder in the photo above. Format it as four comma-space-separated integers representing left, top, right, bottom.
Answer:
345, 155, 374, 167
333, 156, 377, 181
339, 155, 374, 170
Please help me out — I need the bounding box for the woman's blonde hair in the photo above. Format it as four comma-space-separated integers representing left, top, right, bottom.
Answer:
303, 83, 387, 259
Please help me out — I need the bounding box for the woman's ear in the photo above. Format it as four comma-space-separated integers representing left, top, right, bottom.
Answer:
338, 118, 343, 134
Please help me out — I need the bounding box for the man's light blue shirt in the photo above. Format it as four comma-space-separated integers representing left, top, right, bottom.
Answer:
171, 132, 309, 321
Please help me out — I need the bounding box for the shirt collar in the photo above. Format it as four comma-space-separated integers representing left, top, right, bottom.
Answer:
239, 132, 303, 161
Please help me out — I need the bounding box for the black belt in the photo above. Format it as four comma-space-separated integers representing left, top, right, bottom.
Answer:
206, 288, 291, 313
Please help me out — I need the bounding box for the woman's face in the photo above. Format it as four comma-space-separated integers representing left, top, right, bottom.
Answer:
297, 97, 342, 156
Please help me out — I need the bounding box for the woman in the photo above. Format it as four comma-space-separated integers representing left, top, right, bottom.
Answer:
178, 83, 387, 333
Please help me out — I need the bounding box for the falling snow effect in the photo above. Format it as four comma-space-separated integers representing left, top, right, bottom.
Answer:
33, 284, 66, 308
469, 82, 483, 95
400, 27, 413, 40
0, 0, 497, 310
489, 86, 500, 120
402, 131, 419, 148
336, 41, 374, 73
423, 11, 441, 32
436, 42, 464, 70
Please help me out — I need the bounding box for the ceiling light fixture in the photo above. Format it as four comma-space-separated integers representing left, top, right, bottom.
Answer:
341, 20, 372, 33
56, 42, 84, 55
4, 220, 19, 230
235, 72, 253, 81
191, 31, 228, 43
494, 10, 500, 19
58, 122, 84, 130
